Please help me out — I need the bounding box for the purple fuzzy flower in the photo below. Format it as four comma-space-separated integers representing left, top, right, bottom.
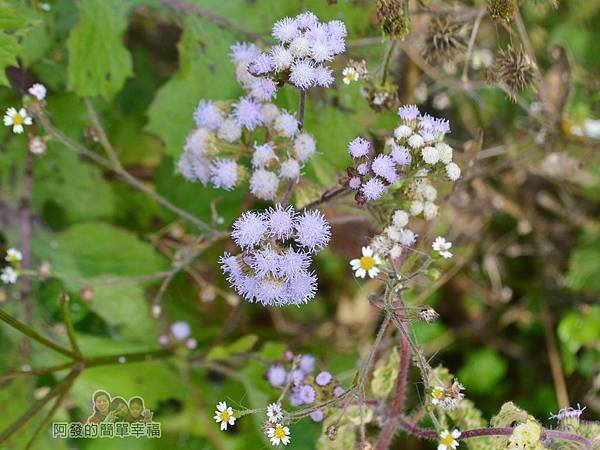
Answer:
267, 365, 287, 387
348, 137, 371, 158
250, 53, 273, 75
279, 248, 311, 279
285, 270, 317, 305
289, 369, 305, 385
348, 176, 361, 190
274, 111, 299, 138
299, 354, 316, 373
310, 410, 325, 422
193, 100, 224, 131
362, 177, 387, 201
315, 371, 332, 386
210, 159, 238, 190
314, 66, 334, 87
290, 59, 316, 90
252, 142, 277, 168
295, 210, 331, 252
356, 162, 370, 175
232, 96, 264, 130
170, 321, 191, 340
231, 211, 267, 249
250, 169, 280, 201
371, 154, 398, 184
250, 78, 277, 102
298, 384, 316, 404
333, 386, 345, 396
272, 17, 299, 43
248, 245, 281, 278
398, 104, 420, 121
230, 42, 260, 64
266, 205, 297, 240
391, 144, 411, 166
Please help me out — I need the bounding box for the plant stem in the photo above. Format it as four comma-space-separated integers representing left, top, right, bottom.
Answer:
19, 150, 34, 361
25, 369, 78, 449
298, 90, 306, 130
59, 293, 82, 359
461, 6, 486, 83
0, 368, 81, 444
381, 40, 398, 86
375, 314, 411, 450
0, 362, 76, 381
30, 104, 212, 232
0, 308, 77, 359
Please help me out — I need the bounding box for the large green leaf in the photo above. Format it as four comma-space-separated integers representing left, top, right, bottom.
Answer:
37, 222, 167, 290
33, 142, 116, 223
66, 0, 133, 99
145, 16, 240, 157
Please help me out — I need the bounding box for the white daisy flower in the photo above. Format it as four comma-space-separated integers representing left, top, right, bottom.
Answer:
432, 236, 453, 259
1, 267, 18, 284
267, 423, 291, 446
350, 246, 382, 278
266, 403, 283, 423
213, 401, 236, 430
445, 162, 461, 181
438, 429, 461, 450
342, 67, 359, 85
430, 386, 445, 405
28, 83, 47, 101
4, 107, 32, 134
5, 248, 23, 264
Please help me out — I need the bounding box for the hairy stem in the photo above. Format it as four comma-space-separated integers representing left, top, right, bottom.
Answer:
19, 151, 33, 361
30, 104, 212, 231
0, 308, 77, 359
375, 314, 411, 450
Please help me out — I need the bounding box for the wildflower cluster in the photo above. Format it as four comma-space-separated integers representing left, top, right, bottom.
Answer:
266, 351, 343, 423
343, 104, 460, 205
1, 248, 23, 284
220, 206, 330, 306
177, 11, 345, 201
255, 12, 347, 90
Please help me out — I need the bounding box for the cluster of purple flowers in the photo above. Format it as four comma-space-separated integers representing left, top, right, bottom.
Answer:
342, 105, 461, 204
178, 12, 346, 201
177, 95, 317, 200
266, 351, 345, 422
220, 205, 331, 306
247, 11, 347, 90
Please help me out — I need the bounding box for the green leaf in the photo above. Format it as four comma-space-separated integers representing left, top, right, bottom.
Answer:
206, 345, 229, 360
33, 142, 116, 222
371, 346, 399, 398
66, 0, 133, 99
0, 33, 19, 86
87, 281, 158, 343
458, 348, 508, 394
557, 306, 600, 353
566, 231, 600, 292
259, 342, 286, 360
146, 16, 240, 156
39, 222, 167, 290
227, 334, 258, 354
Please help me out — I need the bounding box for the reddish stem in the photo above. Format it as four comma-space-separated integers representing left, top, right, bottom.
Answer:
375, 315, 411, 450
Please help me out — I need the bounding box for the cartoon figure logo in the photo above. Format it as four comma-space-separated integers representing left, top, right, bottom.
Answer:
53, 389, 160, 439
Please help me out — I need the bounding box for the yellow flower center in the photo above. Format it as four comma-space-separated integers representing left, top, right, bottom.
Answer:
220, 411, 230, 422
360, 256, 375, 270
274, 426, 286, 439
13, 114, 24, 125
441, 435, 455, 445
432, 388, 444, 400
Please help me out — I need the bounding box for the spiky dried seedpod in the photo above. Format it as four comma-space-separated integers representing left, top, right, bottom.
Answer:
376, 0, 410, 39
421, 16, 467, 64
488, 45, 538, 101
487, 0, 516, 22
